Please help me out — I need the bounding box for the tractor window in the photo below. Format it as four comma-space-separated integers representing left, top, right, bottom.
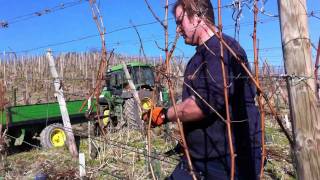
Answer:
132, 67, 155, 86
107, 73, 116, 89
106, 66, 154, 89
107, 71, 125, 89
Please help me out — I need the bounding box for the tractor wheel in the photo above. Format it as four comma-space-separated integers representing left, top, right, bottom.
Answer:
123, 98, 142, 130
0, 135, 8, 160
40, 123, 67, 149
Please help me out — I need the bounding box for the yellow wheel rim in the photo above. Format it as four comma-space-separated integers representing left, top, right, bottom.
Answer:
103, 110, 110, 126
141, 98, 153, 110
50, 128, 66, 147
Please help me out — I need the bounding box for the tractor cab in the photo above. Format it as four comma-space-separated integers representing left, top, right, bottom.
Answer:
106, 62, 155, 93
98, 62, 168, 130
99, 62, 155, 104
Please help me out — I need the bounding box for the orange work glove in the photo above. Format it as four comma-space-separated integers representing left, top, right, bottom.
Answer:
142, 107, 168, 127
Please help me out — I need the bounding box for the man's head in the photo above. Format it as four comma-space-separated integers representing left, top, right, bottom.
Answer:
172, 0, 215, 46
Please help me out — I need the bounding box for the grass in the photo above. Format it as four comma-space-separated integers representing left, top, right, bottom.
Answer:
264, 118, 296, 180
2, 148, 78, 179
1, 128, 178, 179
0, 120, 296, 179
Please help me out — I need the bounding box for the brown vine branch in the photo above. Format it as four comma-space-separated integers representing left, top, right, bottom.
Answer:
209, 26, 294, 147
167, 82, 197, 180
315, 38, 320, 101
80, 0, 110, 137
154, 40, 166, 52
143, 0, 196, 179
147, 92, 157, 180
129, 20, 148, 62
163, 0, 196, 178
252, 1, 266, 179
79, 50, 114, 113
143, 0, 166, 28
262, 60, 289, 106
167, 32, 180, 62
217, 1, 235, 179
164, 0, 169, 67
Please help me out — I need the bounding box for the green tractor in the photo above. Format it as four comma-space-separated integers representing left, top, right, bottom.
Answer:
98, 62, 169, 131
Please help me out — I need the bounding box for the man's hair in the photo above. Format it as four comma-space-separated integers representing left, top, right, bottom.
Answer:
172, 0, 215, 25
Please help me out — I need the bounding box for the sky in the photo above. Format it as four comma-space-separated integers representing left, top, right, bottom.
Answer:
0, 0, 319, 66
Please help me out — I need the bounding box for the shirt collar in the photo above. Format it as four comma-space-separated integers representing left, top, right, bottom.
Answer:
196, 35, 216, 53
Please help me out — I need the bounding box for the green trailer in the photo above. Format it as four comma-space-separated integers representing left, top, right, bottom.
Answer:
0, 100, 90, 148
0, 62, 169, 149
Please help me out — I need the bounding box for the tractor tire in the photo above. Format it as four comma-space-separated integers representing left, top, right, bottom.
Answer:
40, 123, 67, 149
123, 98, 142, 130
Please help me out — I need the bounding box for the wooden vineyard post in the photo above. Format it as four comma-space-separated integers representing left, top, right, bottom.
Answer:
121, 61, 143, 129
278, 0, 320, 179
46, 49, 78, 159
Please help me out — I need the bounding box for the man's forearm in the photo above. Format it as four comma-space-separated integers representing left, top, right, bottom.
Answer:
166, 96, 205, 123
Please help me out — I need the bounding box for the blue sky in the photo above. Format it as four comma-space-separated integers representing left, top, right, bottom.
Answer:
0, 0, 319, 65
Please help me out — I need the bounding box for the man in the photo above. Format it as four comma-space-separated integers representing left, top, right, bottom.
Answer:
144, 0, 262, 179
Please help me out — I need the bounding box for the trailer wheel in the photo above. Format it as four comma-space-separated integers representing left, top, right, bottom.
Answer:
40, 123, 67, 148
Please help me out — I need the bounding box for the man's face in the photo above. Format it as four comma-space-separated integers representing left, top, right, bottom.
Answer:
175, 5, 199, 46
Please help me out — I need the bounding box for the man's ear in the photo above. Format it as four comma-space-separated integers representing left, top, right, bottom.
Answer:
192, 14, 201, 25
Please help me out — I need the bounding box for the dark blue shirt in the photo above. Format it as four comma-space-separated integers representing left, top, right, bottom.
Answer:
182, 34, 262, 177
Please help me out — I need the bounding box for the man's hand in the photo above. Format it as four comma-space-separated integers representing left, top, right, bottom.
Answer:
142, 107, 168, 127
